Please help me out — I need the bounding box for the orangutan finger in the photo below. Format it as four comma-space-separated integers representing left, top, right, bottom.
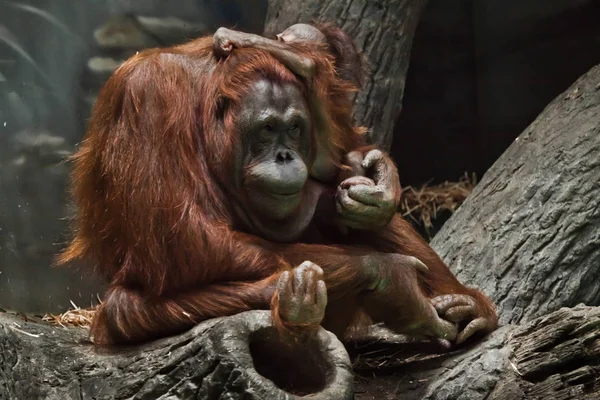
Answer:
364, 150, 393, 185
383, 254, 429, 273
445, 305, 476, 322
361, 149, 384, 170
316, 280, 327, 309
294, 261, 314, 295
402, 255, 429, 273
304, 263, 322, 302
277, 271, 292, 300
339, 176, 375, 190
347, 184, 388, 207
431, 294, 476, 315
456, 317, 491, 345
303, 268, 317, 302
336, 189, 379, 218
432, 315, 458, 342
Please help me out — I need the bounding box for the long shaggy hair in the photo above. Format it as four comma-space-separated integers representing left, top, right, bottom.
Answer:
57, 37, 365, 296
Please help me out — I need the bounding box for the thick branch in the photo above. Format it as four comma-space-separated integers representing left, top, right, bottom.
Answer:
4, 305, 598, 399
349, 305, 600, 400
0, 311, 353, 399
398, 305, 596, 399
431, 64, 600, 326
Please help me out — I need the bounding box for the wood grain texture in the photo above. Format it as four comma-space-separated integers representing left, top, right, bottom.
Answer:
0, 311, 353, 399
431, 64, 600, 325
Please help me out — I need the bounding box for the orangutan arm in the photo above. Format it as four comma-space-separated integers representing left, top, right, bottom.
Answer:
213, 27, 317, 79
349, 214, 499, 344
92, 228, 431, 345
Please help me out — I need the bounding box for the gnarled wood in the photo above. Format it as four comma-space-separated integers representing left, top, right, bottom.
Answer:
431, 64, 600, 326
428, 304, 600, 400
350, 305, 600, 400
3, 305, 598, 399
0, 311, 353, 399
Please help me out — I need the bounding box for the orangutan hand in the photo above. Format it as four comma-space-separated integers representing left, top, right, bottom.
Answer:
213, 27, 252, 58
276, 261, 327, 329
335, 149, 401, 230
431, 294, 498, 345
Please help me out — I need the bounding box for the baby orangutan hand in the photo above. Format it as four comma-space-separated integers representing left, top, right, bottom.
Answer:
274, 261, 327, 336
213, 27, 250, 58
336, 149, 401, 231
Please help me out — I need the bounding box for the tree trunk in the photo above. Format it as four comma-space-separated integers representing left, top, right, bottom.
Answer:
4, 306, 598, 400
431, 64, 600, 326
0, 311, 353, 399
351, 304, 600, 400
263, 0, 429, 151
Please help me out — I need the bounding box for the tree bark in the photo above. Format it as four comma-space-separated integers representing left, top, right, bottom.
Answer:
4, 305, 598, 399
431, 64, 600, 326
0, 311, 353, 400
263, 0, 429, 151
353, 304, 600, 400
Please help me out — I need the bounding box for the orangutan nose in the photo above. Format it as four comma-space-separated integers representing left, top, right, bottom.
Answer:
276, 149, 294, 163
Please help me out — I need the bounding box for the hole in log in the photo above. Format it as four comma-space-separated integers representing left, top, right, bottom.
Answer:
249, 327, 332, 396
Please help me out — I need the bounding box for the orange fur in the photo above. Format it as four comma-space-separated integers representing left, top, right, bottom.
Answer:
58, 30, 496, 346
57, 36, 374, 345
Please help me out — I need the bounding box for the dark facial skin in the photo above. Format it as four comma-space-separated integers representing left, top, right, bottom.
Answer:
233, 79, 327, 242
212, 27, 401, 230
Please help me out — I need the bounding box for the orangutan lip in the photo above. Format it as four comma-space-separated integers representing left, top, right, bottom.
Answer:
270, 191, 301, 198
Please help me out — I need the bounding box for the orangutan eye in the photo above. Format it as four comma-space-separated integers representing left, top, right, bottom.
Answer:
289, 123, 300, 137
258, 124, 274, 143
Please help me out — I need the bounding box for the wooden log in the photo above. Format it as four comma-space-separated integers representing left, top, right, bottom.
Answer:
431, 64, 600, 326
0, 310, 353, 399
351, 305, 600, 400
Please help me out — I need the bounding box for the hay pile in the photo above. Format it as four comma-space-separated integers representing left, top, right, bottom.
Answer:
44, 174, 476, 329
399, 173, 476, 232
42, 300, 96, 328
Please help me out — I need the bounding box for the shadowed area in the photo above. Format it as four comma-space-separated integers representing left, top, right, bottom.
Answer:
250, 327, 332, 395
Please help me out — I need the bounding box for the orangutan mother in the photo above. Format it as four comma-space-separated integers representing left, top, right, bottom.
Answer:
213, 23, 498, 344
59, 26, 497, 346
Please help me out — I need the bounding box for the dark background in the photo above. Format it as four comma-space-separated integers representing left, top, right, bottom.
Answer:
0, 0, 598, 313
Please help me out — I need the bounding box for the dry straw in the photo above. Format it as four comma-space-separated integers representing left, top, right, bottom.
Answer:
400, 173, 476, 233
42, 299, 96, 328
